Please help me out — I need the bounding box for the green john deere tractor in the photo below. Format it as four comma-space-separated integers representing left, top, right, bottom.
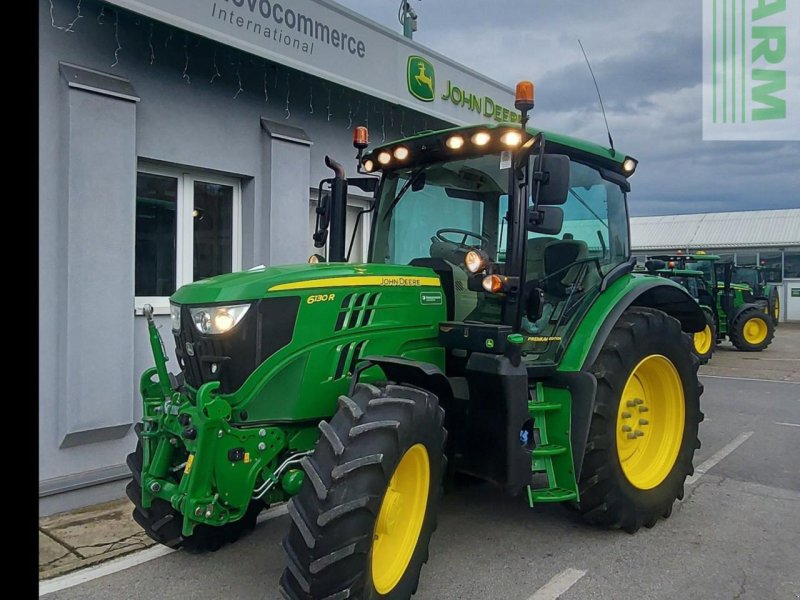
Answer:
646, 253, 775, 354
637, 260, 716, 364
129, 85, 707, 599
732, 264, 781, 327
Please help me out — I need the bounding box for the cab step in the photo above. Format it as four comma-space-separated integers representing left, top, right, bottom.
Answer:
527, 487, 578, 504
531, 444, 567, 457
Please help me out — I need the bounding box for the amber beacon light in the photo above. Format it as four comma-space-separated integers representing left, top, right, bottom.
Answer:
353, 126, 369, 149
515, 81, 535, 112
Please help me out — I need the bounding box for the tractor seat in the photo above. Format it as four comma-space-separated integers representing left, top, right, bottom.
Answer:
543, 240, 589, 296
525, 236, 559, 282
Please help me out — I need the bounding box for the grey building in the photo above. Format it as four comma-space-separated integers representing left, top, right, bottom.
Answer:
630, 209, 800, 322
39, 0, 514, 514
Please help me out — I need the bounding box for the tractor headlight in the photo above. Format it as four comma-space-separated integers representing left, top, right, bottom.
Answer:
170, 303, 181, 332
189, 304, 251, 335
465, 249, 488, 273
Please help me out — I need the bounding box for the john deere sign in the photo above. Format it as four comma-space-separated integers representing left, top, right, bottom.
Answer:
406, 55, 518, 122
408, 56, 435, 102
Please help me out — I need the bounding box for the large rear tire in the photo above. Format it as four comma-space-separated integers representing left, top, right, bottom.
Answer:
126, 436, 263, 552
729, 307, 775, 352
577, 307, 703, 533
280, 382, 446, 600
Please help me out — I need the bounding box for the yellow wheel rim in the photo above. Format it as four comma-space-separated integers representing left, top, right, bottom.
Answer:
693, 325, 712, 355
742, 317, 768, 345
616, 355, 685, 490
774, 297, 780, 321
371, 444, 430, 594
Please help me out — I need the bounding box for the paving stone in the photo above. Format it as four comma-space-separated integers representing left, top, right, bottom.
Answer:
39, 531, 81, 573
40, 498, 146, 558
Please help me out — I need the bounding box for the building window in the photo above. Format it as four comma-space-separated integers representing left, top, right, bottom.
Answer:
784, 251, 800, 278
135, 165, 241, 309
735, 252, 757, 266
759, 251, 783, 282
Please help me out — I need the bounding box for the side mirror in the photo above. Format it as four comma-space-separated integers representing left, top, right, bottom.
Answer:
526, 205, 563, 235
347, 177, 379, 193
531, 154, 570, 206
312, 192, 331, 248
645, 259, 666, 272
526, 287, 545, 323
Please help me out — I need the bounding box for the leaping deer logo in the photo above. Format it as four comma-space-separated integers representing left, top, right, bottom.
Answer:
414, 63, 433, 94
407, 56, 435, 102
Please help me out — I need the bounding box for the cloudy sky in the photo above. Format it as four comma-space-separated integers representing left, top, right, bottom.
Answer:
335, 0, 799, 216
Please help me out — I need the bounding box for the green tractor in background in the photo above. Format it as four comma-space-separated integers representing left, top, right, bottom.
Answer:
637, 260, 716, 364
128, 83, 708, 600
645, 253, 775, 356
732, 264, 781, 327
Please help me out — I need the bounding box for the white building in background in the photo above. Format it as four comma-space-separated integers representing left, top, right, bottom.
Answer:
630, 208, 800, 322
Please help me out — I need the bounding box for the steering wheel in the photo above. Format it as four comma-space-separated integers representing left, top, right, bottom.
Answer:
435, 228, 488, 250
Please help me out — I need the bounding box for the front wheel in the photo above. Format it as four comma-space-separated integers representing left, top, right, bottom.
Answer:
729, 307, 775, 351
280, 383, 446, 600
578, 307, 703, 533
692, 309, 716, 365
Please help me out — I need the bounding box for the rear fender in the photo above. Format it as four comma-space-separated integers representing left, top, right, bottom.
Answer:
729, 302, 765, 324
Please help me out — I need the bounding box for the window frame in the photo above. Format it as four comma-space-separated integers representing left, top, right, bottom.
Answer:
135, 163, 242, 314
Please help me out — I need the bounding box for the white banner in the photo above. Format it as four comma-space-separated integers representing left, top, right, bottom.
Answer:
703, 0, 799, 140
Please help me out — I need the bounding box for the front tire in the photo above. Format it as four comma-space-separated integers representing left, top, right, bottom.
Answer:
729, 307, 775, 351
577, 307, 703, 533
280, 383, 446, 600
692, 309, 716, 365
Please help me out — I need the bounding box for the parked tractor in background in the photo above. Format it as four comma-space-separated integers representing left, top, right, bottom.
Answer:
637, 260, 716, 364
645, 253, 775, 354
128, 82, 707, 600
732, 264, 781, 327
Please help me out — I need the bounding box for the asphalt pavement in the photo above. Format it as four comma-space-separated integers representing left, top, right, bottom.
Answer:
40, 368, 800, 600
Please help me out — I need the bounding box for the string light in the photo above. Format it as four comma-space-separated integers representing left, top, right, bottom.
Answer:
381, 108, 386, 142
233, 61, 243, 99
182, 34, 191, 84
50, 0, 83, 32
365, 100, 369, 129
97, 5, 105, 24
400, 110, 405, 137
308, 80, 314, 115
285, 72, 291, 119
210, 48, 220, 83
164, 30, 172, 48
148, 23, 155, 64
346, 96, 352, 130
263, 68, 268, 102
326, 87, 331, 121
111, 10, 121, 68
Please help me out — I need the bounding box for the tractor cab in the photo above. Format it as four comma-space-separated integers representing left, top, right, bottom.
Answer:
357, 125, 633, 368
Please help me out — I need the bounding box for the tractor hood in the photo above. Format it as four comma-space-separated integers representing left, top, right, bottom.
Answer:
170, 263, 440, 305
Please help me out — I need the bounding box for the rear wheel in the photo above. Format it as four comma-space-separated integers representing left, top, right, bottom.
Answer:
692, 309, 716, 365
729, 307, 775, 351
770, 288, 780, 327
578, 307, 703, 533
280, 383, 446, 600
126, 436, 263, 552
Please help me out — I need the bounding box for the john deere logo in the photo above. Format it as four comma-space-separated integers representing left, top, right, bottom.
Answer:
407, 56, 435, 102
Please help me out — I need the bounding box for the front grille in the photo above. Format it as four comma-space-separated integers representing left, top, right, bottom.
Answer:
174, 297, 300, 393
334, 292, 380, 331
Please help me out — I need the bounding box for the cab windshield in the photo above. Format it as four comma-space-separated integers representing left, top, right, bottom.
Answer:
370, 152, 630, 361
